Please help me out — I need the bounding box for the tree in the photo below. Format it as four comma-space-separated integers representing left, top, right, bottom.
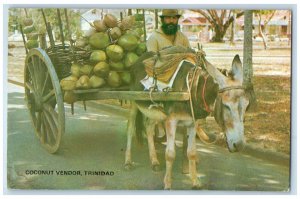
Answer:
243, 10, 256, 109
230, 12, 236, 45
8, 8, 82, 40
253, 10, 276, 50
190, 9, 244, 42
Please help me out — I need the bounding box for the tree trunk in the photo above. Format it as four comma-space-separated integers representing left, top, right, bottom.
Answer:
128, 9, 132, 16
142, 9, 147, 42
230, 13, 236, 45
212, 25, 225, 42
243, 10, 256, 110
258, 14, 268, 50
154, 9, 158, 29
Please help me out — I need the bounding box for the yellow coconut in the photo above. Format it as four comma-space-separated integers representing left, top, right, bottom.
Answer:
60, 75, 78, 91
106, 45, 124, 61
107, 71, 121, 88
64, 91, 77, 104
89, 32, 110, 49
76, 75, 91, 89
89, 75, 106, 88
80, 64, 93, 76
93, 61, 110, 77
71, 63, 81, 78
90, 50, 107, 63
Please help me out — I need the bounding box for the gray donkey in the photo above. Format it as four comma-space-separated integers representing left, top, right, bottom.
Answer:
125, 51, 249, 189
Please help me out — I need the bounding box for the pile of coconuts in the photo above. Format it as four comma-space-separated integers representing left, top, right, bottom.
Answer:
22, 17, 39, 49
60, 13, 147, 103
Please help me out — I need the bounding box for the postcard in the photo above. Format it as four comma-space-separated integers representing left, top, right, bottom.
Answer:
5, 6, 292, 191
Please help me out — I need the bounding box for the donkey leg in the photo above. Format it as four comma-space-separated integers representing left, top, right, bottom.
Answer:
164, 117, 177, 190
187, 126, 202, 189
125, 102, 138, 170
145, 119, 161, 171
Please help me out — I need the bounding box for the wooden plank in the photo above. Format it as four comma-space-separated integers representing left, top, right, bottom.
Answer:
73, 86, 129, 94
74, 91, 190, 101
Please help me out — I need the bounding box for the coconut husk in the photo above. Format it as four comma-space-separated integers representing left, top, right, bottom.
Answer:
120, 15, 135, 30
104, 14, 118, 28
93, 19, 108, 32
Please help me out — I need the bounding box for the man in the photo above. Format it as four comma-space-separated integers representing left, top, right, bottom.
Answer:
147, 9, 190, 52
146, 9, 211, 143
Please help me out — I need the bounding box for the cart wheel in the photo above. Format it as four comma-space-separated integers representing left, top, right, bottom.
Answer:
24, 48, 65, 153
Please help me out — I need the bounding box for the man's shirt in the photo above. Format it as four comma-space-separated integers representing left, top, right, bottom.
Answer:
146, 27, 190, 52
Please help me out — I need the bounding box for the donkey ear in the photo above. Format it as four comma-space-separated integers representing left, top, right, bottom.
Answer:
204, 59, 227, 88
231, 54, 243, 83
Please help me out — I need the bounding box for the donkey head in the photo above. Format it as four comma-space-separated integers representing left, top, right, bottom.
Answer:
206, 55, 249, 152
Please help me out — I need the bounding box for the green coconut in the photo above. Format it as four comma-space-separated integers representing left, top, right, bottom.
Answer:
60, 75, 78, 91
135, 28, 144, 37
106, 45, 124, 61
76, 75, 91, 89
89, 32, 110, 49
120, 72, 131, 85
93, 61, 110, 77
117, 33, 139, 51
71, 63, 81, 78
109, 60, 124, 71
125, 29, 141, 40
23, 25, 35, 34
110, 27, 122, 40
124, 52, 139, 68
107, 71, 121, 88
89, 75, 106, 88
90, 50, 106, 63
25, 40, 39, 49
80, 64, 93, 76
135, 43, 147, 56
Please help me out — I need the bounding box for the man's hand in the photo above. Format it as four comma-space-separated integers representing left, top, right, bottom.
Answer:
196, 48, 206, 57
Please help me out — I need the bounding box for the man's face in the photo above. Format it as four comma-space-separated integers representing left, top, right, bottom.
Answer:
161, 16, 179, 35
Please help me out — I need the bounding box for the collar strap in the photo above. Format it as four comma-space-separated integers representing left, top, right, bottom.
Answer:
202, 75, 213, 112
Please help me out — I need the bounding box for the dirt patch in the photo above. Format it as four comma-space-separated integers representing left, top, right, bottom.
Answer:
245, 76, 290, 154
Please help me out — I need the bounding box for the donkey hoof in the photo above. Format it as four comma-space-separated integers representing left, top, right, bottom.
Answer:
124, 163, 134, 170
151, 164, 161, 172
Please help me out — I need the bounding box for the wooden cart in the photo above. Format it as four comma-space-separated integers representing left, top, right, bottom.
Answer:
22, 9, 191, 153
24, 46, 191, 153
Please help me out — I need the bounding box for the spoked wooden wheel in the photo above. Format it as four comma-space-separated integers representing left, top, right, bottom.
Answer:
24, 48, 65, 153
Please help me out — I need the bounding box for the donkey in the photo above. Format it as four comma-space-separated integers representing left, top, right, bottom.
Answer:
125, 52, 249, 189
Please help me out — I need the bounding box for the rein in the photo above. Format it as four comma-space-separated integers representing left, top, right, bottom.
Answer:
218, 86, 246, 93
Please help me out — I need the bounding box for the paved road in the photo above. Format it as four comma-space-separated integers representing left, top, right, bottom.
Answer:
6, 84, 290, 191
